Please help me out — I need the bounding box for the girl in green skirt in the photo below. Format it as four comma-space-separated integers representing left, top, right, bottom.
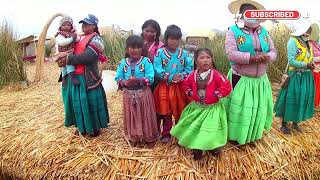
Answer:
56, 14, 109, 137
274, 21, 317, 134
170, 48, 232, 160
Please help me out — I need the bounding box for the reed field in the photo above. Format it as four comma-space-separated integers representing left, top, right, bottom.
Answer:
0, 22, 27, 88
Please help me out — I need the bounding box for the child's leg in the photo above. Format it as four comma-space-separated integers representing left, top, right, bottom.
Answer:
209, 148, 222, 157
66, 65, 79, 85
193, 150, 203, 160
156, 114, 163, 133
161, 115, 173, 139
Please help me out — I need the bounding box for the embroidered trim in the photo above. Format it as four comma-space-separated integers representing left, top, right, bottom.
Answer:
178, 48, 183, 59
125, 56, 143, 66
163, 48, 172, 59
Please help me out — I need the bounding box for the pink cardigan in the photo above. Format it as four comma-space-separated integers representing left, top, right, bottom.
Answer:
182, 69, 232, 105
225, 26, 277, 77
147, 41, 164, 62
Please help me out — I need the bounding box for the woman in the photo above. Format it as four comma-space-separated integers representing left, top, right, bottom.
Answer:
274, 21, 317, 134
309, 24, 320, 110
57, 14, 109, 137
224, 0, 277, 145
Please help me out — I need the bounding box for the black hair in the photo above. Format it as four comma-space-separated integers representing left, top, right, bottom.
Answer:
125, 35, 148, 58
141, 19, 161, 44
94, 25, 100, 35
194, 48, 217, 69
164, 25, 182, 43
239, 3, 257, 14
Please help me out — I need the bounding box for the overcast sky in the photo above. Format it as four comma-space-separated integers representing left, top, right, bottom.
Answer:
0, 0, 319, 38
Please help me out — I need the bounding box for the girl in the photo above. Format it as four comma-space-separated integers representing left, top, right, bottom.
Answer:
310, 24, 320, 110
274, 21, 316, 134
55, 16, 78, 85
224, 1, 277, 145
141, 19, 164, 62
170, 48, 231, 160
154, 25, 193, 142
56, 14, 109, 137
115, 35, 159, 148
141, 19, 164, 92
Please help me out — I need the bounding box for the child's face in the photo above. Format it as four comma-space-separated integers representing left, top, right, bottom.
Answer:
82, 23, 95, 34
167, 37, 180, 50
143, 26, 157, 42
196, 51, 213, 72
127, 46, 142, 60
60, 22, 73, 32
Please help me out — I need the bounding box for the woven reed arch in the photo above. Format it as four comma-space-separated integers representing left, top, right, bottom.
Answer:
34, 13, 66, 82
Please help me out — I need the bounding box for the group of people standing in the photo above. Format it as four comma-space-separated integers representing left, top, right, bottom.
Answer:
55, 0, 320, 160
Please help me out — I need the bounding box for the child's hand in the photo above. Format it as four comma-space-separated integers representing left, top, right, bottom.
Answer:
163, 73, 170, 80
172, 74, 183, 83
125, 78, 141, 87
71, 29, 76, 33
213, 91, 223, 98
57, 58, 67, 67
55, 52, 69, 62
71, 33, 77, 40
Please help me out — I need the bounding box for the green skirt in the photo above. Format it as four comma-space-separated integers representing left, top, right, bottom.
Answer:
222, 70, 273, 145
170, 101, 227, 150
62, 75, 109, 133
274, 70, 314, 123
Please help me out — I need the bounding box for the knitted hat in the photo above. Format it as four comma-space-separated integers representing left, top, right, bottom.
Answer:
59, 16, 74, 29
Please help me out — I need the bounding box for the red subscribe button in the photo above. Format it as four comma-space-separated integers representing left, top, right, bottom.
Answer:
244, 10, 300, 20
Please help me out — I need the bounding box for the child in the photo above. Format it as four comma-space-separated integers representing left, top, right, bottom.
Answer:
141, 19, 164, 92
310, 26, 320, 109
115, 35, 159, 148
185, 44, 198, 69
55, 16, 78, 85
141, 19, 164, 62
153, 25, 193, 142
170, 48, 231, 160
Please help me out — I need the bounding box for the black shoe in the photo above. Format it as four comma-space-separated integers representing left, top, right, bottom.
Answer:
210, 148, 222, 157
89, 129, 100, 137
280, 126, 291, 134
74, 130, 86, 136
293, 123, 302, 132
193, 150, 202, 160
229, 140, 239, 145
160, 135, 171, 143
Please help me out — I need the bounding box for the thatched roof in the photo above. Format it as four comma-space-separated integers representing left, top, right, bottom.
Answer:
186, 29, 217, 40
16, 35, 52, 44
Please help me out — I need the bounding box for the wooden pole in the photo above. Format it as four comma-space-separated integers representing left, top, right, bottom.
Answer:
34, 13, 65, 82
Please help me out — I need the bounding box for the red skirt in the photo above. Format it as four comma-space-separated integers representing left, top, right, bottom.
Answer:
153, 81, 190, 121
313, 70, 320, 108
